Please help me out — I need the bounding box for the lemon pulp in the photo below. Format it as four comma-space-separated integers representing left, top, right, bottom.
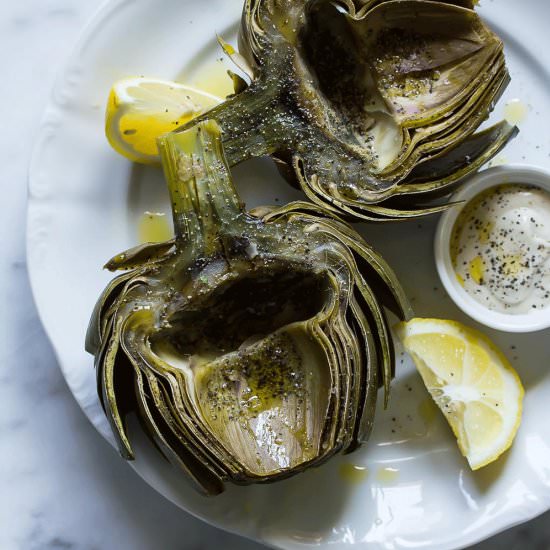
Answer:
396, 318, 524, 470
105, 77, 222, 164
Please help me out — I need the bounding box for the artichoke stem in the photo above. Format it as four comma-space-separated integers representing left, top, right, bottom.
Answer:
177, 80, 288, 166
158, 121, 243, 246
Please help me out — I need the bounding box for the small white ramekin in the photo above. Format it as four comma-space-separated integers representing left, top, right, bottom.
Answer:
435, 164, 550, 333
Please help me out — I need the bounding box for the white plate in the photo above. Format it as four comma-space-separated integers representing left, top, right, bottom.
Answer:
27, 1, 550, 548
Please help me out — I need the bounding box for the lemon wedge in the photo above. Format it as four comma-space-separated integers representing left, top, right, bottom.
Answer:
105, 77, 222, 164
395, 319, 524, 470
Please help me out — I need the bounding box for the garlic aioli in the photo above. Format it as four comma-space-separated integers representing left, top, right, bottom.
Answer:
451, 184, 550, 314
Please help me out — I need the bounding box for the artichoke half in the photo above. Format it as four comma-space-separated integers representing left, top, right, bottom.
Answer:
86, 121, 412, 495
178, 0, 517, 220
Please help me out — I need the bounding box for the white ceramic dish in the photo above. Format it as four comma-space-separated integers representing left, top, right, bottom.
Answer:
435, 165, 550, 333
27, 0, 550, 549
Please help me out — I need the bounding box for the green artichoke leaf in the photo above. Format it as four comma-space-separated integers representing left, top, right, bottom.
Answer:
104, 240, 176, 271
398, 120, 518, 192
87, 120, 411, 494
176, 0, 515, 220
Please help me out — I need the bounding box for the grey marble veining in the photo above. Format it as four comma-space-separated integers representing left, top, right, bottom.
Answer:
0, 1, 549, 549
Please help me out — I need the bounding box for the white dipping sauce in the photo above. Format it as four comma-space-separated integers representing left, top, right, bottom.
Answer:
451, 184, 550, 314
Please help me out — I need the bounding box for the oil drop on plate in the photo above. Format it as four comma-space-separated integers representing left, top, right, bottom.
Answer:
339, 463, 368, 484
503, 99, 528, 125
376, 467, 400, 484
187, 60, 235, 99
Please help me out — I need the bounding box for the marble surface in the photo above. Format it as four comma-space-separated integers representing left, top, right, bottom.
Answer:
1, 0, 549, 549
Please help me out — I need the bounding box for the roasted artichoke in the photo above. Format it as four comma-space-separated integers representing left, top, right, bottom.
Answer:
178, 0, 517, 220
86, 121, 412, 495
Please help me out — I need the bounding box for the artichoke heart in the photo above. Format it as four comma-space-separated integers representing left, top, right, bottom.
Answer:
178, 0, 517, 220
86, 120, 412, 495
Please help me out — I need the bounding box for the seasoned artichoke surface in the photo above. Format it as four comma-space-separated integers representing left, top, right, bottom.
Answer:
151, 268, 330, 475
87, 121, 412, 494
193, 329, 329, 475
176, 0, 516, 220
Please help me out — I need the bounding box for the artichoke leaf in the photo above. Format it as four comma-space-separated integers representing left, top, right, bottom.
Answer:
378, 52, 508, 178
361, 1, 499, 126
348, 297, 378, 445
296, 163, 454, 221
104, 240, 176, 272
401, 120, 518, 189
260, 204, 413, 319
120, 311, 238, 478
85, 270, 136, 355
134, 367, 226, 495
